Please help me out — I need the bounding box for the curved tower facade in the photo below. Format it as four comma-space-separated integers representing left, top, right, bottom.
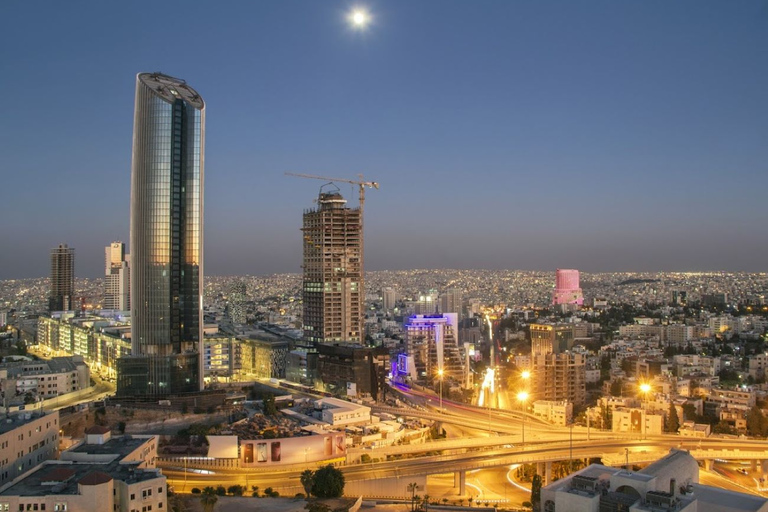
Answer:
118, 72, 205, 397
552, 268, 584, 306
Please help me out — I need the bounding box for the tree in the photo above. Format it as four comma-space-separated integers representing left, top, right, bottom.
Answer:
215, 485, 226, 496
665, 403, 680, 433
251, 485, 260, 497
407, 482, 418, 511
228, 484, 245, 496
305, 503, 332, 512
201, 487, 218, 512
311, 464, 345, 498
530, 474, 542, 512
746, 405, 766, 437
300, 469, 315, 497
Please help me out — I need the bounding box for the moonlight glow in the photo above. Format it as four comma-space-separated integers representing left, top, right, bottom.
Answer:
349, 8, 370, 29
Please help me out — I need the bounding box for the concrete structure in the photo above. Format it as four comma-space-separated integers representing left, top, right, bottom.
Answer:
532, 400, 573, 426
612, 408, 665, 436
118, 72, 206, 398
49, 244, 75, 312
60, 427, 157, 469
0, 411, 59, 488
104, 242, 130, 312
532, 352, 586, 406
239, 430, 346, 467
0, 355, 90, 398
552, 268, 583, 306
0, 460, 166, 512
541, 450, 768, 512
302, 190, 363, 344
315, 397, 371, 426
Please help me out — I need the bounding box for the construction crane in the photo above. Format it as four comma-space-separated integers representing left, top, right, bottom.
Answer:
284, 172, 379, 218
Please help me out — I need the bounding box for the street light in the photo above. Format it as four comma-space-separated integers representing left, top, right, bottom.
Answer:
639, 382, 651, 439
437, 368, 444, 413
517, 391, 529, 447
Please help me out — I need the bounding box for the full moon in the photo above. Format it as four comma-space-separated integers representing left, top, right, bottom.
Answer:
349, 9, 369, 28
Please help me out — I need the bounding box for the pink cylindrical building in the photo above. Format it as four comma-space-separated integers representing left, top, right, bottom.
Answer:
553, 269, 584, 306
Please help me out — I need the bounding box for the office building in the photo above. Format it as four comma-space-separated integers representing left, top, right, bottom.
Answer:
530, 323, 574, 356
302, 190, 363, 344
405, 313, 466, 384
552, 268, 584, 306
118, 72, 205, 397
104, 242, 130, 311
49, 244, 75, 312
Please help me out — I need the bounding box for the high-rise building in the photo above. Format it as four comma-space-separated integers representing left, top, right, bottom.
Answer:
531, 352, 586, 406
117, 72, 205, 398
381, 287, 397, 313
226, 280, 248, 324
49, 244, 74, 312
302, 190, 363, 344
552, 268, 584, 306
439, 288, 462, 315
104, 242, 130, 311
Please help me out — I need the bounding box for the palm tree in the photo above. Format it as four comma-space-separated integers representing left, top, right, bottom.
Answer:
201, 487, 218, 512
422, 494, 430, 512
407, 483, 418, 511
300, 469, 315, 498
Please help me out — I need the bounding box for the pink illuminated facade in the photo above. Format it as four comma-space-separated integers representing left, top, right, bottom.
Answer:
552, 269, 584, 306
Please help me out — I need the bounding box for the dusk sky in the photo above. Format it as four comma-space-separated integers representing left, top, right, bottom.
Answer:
1, 1, 766, 280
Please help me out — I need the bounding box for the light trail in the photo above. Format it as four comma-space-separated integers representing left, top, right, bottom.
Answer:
506, 465, 531, 493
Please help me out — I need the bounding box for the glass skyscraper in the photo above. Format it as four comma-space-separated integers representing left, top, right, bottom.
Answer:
117, 72, 205, 398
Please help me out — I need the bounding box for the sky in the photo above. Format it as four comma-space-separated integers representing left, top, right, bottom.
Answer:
1, 1, 767, 279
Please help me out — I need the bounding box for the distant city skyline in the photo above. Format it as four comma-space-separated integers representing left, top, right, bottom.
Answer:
1, 1, 766, 280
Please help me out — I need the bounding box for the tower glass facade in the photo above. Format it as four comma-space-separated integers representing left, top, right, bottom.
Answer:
49, 244, 74, 312
118, 72, 205, 397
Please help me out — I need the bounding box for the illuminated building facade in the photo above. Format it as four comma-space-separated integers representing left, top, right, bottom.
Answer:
405, 313, 465, 384
552, 268, 584, 306
49, 244, 74, 312
104, 242, 130, 311
302, 190, 363, 344
117, 72, 205, 397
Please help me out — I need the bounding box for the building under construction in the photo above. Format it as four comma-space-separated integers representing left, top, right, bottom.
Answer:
302, 188, 364, 344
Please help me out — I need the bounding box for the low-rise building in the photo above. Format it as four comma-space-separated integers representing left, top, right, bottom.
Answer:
315, 397, 371, 426
0, 356, 89, 398
532, 400, 573, 426
0, 411, 59, 488
0, 460, 166, 512
541, 450, 768, 512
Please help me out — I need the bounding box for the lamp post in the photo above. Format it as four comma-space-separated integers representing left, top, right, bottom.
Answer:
639, 383, 651, 439
438, 368, 444, 413
517, 391, 529, 447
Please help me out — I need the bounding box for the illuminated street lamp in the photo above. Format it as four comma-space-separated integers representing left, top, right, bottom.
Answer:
517, 391, 529, 446
438, 368, 444, 412
639, 382, 651, 439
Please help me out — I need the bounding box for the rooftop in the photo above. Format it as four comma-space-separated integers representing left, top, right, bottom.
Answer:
0, 411, 55, 436
0, 461, 162, 497
138, 72, 204, 109
67, 435, 152, 458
